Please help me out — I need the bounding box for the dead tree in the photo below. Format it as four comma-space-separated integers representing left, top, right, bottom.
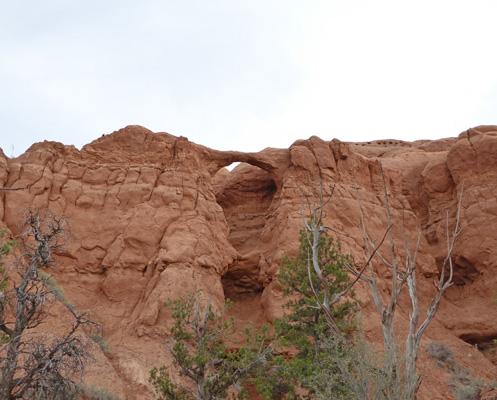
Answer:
347, 163, 463, 398
0, 210, 96, 400
300, 165, 463, 398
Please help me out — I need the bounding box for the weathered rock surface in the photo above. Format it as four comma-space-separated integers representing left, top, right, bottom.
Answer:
1, 125, 497, 399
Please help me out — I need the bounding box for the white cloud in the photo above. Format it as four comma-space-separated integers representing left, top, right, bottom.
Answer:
234, 0, 497, 147
1, 0, 496, 156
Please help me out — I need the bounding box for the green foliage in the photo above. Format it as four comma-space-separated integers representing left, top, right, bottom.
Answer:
278, 229, 357, 336
150, 366, 190, 400
150, 292, 271, 400
0, 227, 16, 346
0, 334, 8, 346
78, 383, 122, 400
0, 226, 16, 292
89, 334, 111, 355
307, 337, 416, 400
37, 270, 75, 309
256, 229, 357, 399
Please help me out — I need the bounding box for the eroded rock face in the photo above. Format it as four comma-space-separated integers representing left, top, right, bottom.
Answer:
1, 125, 497, 399
214, 163, 277, 296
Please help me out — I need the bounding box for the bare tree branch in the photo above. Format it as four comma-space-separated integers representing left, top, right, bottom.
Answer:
354, 163, 465, 398
0, 209, 96, 400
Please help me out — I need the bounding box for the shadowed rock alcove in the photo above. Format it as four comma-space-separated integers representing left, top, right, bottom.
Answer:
213, 163, 277, 298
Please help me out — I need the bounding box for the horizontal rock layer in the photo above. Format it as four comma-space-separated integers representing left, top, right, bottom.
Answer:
1, 125, 497, 399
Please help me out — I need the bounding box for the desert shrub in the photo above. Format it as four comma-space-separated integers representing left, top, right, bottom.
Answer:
78, 383, 122, 400
453, 385, 480, 400
449, 365, 484, 400
0, 226, 16, 290
427, 342, 484, 400
89, 334, 111, 355
0, 227, 16, 346
37, 270, 75, 309
426, 342, 455, 366
307, 336, 416, 400
150, 292, 272, 400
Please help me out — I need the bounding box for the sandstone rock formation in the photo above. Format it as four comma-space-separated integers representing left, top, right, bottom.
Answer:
1, 125, 497, 399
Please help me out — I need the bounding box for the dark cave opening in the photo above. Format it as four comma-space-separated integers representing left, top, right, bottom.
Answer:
213, 163, 277, 299
459, 333, 497, 365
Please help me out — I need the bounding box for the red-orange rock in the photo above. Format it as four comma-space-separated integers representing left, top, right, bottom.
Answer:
1, 125, 497, 400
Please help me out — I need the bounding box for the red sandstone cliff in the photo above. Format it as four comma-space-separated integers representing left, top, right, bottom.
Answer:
1, 125, 497, 399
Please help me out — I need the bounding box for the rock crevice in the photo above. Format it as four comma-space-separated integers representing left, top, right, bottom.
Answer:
2, 124, 497, 399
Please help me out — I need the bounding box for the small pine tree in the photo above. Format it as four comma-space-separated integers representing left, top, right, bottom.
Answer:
278, 229, 357, 336
150, 292, 271, 400
256, 228, 357, 399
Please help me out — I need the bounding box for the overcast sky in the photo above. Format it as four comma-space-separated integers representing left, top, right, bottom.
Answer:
1, 0, 496, 157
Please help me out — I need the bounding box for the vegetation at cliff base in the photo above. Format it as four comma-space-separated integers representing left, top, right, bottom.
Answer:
0, 211, 97, 400
255, 228, 357, 399
150, 292, 272, 400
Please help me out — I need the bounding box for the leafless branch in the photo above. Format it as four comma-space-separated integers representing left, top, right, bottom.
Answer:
0, 209, 95, 399
354, 163, 465, 398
